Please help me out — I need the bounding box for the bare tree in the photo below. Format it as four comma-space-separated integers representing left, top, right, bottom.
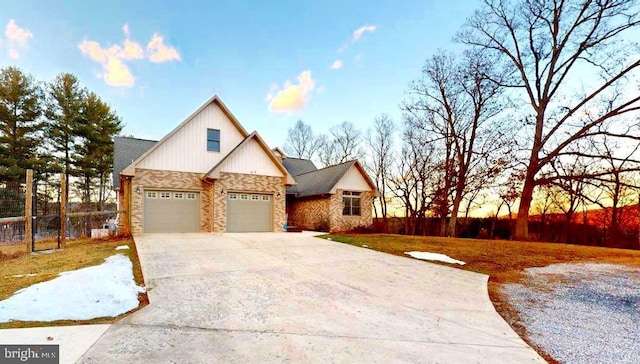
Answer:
316, 121, 363, 167
364, 114, 395, 220
402, 50, 506, 236
586, 137, 640, 246
389, 127, 438, 235
459, 0, 640, 240
283, 120, 320, 159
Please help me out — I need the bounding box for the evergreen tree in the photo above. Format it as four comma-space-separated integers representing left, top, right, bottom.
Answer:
45, 73, 85, 201
0, 67, 43, 186
75, 91, 122, 208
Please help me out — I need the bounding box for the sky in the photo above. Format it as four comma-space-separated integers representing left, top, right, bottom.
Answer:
0, 0, 478, 148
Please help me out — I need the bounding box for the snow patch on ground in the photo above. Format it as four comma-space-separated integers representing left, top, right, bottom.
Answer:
503, 263, 640, 364
0, 254, 144, 323
404, 251, 466, 265
115, 245, 129, 250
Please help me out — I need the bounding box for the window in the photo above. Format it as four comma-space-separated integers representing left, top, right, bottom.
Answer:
261, 195, 270, 201
174, 192, 184, 199
207, 129, 220, 152
160, 192, 171, 199
146, 191, 157, 199
342, 191, 361, 216
251, 195, 260, 201
240, 194, 249, 200
229, 193, 238, 200
186, 193, 196, 200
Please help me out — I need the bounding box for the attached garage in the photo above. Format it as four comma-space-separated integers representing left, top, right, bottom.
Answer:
227, 192, 273, 232
144, 190, 200, 233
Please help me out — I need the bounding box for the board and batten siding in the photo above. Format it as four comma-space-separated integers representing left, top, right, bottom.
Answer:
332, 166, 372, 192
137, 103, 246, 173
218, 138, 284, 177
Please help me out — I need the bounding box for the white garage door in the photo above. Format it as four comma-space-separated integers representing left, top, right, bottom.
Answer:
144, 191, 200, 233
227, 193, 272, 232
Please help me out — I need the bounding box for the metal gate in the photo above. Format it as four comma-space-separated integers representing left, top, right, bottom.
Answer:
32, 179, 61, 252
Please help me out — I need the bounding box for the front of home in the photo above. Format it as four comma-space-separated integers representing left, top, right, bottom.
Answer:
113, 95, 376, 234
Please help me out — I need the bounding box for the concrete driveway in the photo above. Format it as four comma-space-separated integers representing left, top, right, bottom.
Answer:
80, 233, 544, 363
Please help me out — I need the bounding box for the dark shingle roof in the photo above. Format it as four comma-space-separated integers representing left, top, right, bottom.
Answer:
286, 160, 356, 197
112, 136, 157, 188
282, 158, 318, 176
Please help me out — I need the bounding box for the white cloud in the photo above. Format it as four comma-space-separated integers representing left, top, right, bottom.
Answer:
331, 60, 343, 70
267, 71, 316, 113
352, 25, 376, 42
78, 39, 135, 87
4, 19, 33, 59
146, 33, 180, 63
5, 19, 33, 45
79, 25, 179, 87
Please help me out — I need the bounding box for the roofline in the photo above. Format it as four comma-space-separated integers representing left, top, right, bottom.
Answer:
114, 136, 158, 143
293, 159, 355, 177
292, 159, 378, 196
351, 160, 378, 194
122, 95, 249, 175
271, 147, 286, 156
203, 131, 296, 185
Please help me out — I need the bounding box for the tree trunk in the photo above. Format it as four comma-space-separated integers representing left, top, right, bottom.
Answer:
448, 185, 465, 237
515, 176, 536, 240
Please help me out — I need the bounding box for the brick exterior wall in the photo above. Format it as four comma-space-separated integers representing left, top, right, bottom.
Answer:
130, 168, 214, 233
287, 189, 374, 232
212, 172, 286, 232
328, 189, 374, 232
286, 195, 331, 231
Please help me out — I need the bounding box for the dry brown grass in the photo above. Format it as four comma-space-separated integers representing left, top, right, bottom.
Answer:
0, 236, 149, 329
322, 233, 640, 363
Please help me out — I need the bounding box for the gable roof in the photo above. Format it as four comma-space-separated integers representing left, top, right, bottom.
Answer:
286, 159, 376, 197
282, 157, 318, 176
205, 131, 296, 185
112, 136, 157, 188
122, 95, 248, 176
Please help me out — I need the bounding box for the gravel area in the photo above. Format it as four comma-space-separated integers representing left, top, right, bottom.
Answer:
502, 263, 640, 364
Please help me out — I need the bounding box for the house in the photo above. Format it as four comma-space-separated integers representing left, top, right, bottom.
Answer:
282, 157, 376, 232
113, 95, 376, 233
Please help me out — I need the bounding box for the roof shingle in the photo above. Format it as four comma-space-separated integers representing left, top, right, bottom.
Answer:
112, 136, 157, 187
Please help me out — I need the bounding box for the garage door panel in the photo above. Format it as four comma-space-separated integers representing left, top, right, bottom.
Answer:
227, 193, 272, 232
144, 191, 200, 233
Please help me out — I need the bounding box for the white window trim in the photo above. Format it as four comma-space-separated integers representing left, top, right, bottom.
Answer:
146, 191, 157, 199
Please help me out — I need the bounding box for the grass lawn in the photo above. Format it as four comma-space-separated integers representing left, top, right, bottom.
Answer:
321, 233, 640, 363
0, 236, 148, 329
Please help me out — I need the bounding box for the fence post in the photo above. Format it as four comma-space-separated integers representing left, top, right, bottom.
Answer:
25, 169, 33, 253
60, 173, 67, 248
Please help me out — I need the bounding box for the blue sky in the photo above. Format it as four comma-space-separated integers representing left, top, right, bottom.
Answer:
0, 0, 477, 148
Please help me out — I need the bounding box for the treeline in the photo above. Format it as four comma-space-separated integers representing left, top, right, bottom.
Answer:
0, 66, 122, 210
284, 0, 640, 248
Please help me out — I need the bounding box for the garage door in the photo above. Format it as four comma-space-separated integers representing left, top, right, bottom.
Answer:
144, 191, 200, 233
227, 193, 272, 232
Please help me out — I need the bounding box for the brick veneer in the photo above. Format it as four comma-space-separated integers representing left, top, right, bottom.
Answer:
286, 196, 331, 231
130, 169, 285, 233
130, 168, 213, 233
212, 172, 286, 232
287, 189, 374, 232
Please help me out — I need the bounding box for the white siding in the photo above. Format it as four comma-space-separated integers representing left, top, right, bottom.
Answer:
332, 165, 372, 192
218, 138, 283, 177
137, 103, 246, 173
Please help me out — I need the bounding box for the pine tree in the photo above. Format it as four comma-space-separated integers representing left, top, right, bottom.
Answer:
45, 73, 85, 201
74, 91, 122, 208
0, 67, 43, 186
